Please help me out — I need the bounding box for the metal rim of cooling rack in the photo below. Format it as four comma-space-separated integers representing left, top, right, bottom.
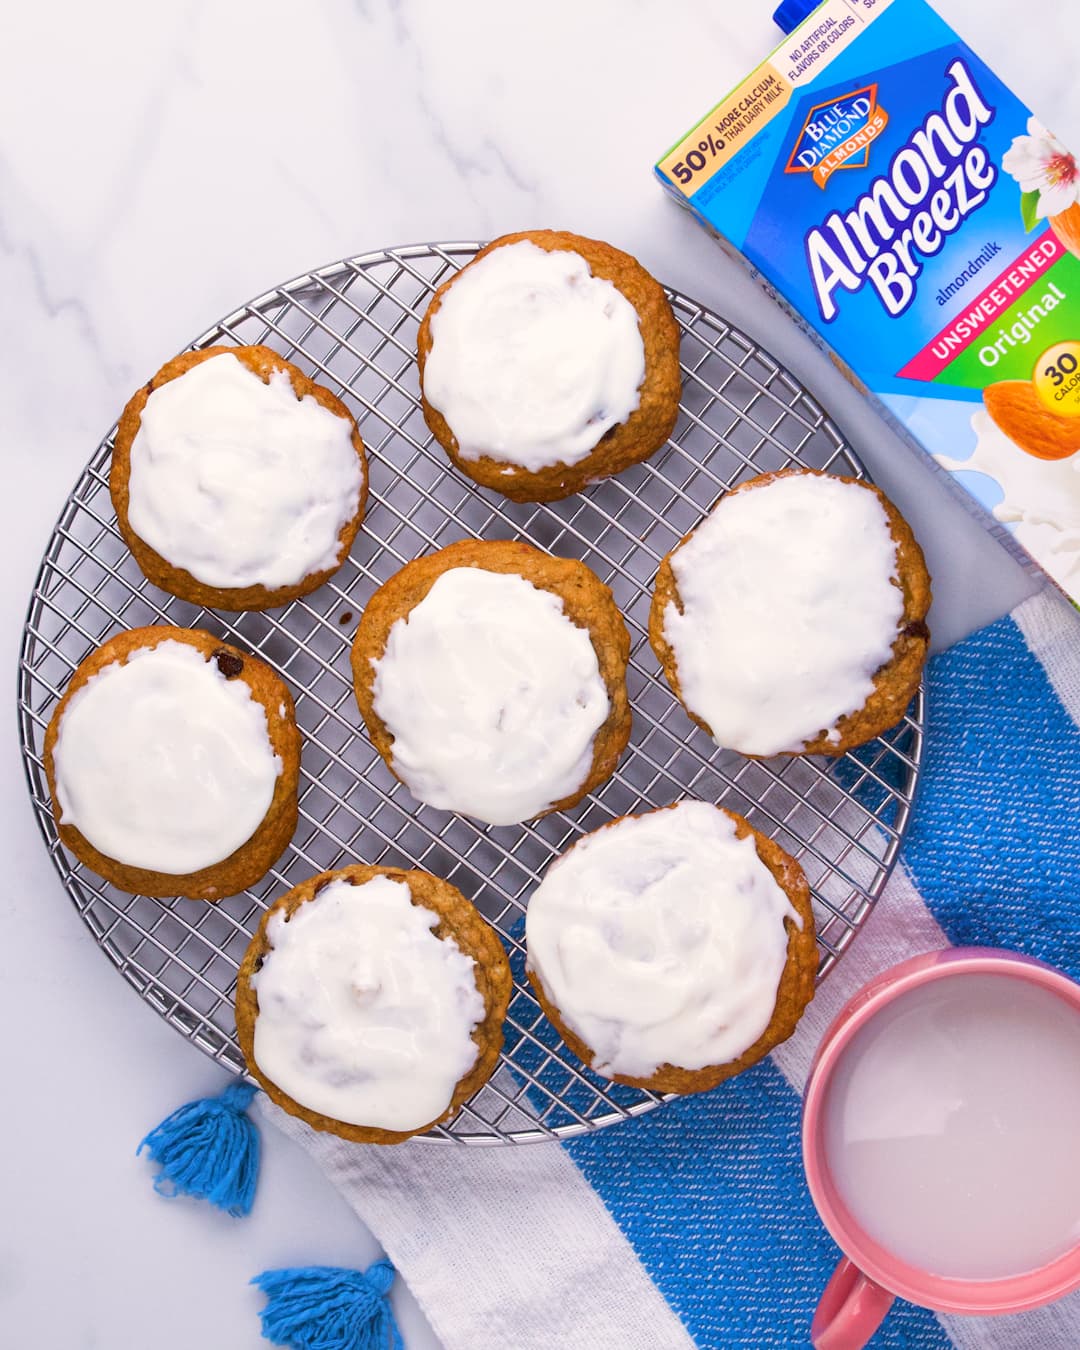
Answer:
17, 241, 925, 1144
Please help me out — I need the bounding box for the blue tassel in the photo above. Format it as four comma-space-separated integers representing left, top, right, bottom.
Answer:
252, 1261, 404, 1350
138, 1080, 260, 1217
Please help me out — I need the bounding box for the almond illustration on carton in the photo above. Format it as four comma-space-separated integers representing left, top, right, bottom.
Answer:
1050, 203, 1080, 259
984, 379, 1080, 461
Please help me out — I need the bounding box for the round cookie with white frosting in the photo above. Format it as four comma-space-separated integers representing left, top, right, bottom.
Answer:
649, 470, 931, 758
44, 626, 300, 899
418, 230, 681, 502
235, 864, 512, 1144
111, 345, 368, 610
525, 801, 817, 1094
352, 539, 632, 826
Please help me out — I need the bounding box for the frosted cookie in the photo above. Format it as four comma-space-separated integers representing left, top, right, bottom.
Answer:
44, 626, 299, 900
649, 470, 931, 757
110, 345, 368, 610
525, 801, 816, 1093
236, 864, 512, 1144
417, 230, 681, 502
352, 539, 631, 826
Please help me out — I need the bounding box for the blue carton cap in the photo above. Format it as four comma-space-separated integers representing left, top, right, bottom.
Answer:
772, 0, 821, 34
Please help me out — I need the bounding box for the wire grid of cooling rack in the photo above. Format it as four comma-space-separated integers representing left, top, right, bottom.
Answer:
18, 242, 924, 1145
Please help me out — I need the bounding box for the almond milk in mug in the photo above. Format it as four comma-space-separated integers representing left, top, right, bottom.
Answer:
801, 949, 1080, 1348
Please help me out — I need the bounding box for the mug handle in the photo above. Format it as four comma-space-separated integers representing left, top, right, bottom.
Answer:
811, 1257, 894, 1350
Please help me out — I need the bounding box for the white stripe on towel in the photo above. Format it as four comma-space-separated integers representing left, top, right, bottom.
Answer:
1013, 587, 1080, 728
257, 1094, 696, 1350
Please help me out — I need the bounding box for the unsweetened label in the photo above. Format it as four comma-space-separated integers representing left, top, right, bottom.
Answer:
656, 0, 1080, 601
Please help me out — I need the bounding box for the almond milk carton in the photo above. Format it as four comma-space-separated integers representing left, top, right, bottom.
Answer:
656, 0, 1080, 601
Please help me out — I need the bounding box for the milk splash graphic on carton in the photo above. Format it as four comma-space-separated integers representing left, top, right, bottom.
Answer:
656, 0, 1080, 600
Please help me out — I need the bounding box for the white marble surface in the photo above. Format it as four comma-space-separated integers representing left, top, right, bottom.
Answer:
1, 1, 1072, 1346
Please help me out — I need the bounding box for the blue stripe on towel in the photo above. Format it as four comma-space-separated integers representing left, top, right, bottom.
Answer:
566, 1060, 949, 1349
903, 615, 1080, 980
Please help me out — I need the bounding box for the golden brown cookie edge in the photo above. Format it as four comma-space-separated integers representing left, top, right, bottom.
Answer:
43, 625, 300, 900
417, 230, 681, 502
235, 863, 512, 1145
648, 469, 932, 757
526, 802, 817, 1095
109, 345, 368, 611
351, 538, 632, 821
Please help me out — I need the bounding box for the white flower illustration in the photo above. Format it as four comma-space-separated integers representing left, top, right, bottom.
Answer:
1003, 117, 1080, 218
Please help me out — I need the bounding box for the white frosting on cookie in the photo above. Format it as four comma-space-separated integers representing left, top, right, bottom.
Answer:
251, 875, 485, 1132
372, 566, 610, 826
526, 802, 802, 1079
52, 639, 282, 875
662, 474, 904, 756
127, 353, 364, 591
421, 241, 646, 473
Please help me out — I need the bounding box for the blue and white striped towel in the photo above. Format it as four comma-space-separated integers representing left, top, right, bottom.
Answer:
259, 585, 1080, 1350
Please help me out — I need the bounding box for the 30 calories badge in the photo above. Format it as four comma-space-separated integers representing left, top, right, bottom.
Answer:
1034, 340, 1080, 419
785, 84, 888, 189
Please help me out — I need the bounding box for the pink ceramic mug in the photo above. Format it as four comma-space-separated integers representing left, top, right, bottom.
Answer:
802, 948, 1080, 1350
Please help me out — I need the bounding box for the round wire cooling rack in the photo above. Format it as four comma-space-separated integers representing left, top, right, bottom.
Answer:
18, 241, 924, 1145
